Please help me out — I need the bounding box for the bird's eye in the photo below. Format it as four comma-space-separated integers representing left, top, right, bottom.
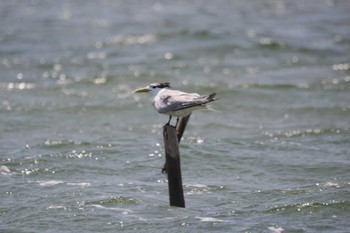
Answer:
151, 86, 156, 89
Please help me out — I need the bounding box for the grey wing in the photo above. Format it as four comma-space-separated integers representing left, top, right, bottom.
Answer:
154, 89, 215, 113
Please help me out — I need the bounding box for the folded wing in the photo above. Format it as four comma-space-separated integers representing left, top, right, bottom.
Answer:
153, 89, 217, 114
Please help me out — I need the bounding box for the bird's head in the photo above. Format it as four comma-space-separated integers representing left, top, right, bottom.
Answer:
132, 82, 170, 95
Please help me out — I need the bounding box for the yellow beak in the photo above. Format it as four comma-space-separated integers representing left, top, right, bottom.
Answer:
131, 87, 149, 93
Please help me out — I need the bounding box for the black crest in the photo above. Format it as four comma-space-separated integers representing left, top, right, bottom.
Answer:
152, 82, 170, 88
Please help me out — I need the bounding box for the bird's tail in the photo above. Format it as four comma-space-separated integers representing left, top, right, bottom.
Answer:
203, 93, 220, 112
205, 93, 219, 102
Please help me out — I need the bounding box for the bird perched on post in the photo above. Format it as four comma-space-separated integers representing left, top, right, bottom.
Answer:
132, 82, 218, 126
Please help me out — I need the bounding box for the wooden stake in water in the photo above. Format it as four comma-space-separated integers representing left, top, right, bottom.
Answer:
162, 114, 191, 208
176, 114, 191, 143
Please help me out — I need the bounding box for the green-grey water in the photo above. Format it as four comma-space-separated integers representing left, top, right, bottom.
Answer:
1, 1, 350, 232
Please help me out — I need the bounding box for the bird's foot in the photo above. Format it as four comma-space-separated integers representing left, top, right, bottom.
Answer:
163, 116, 176, 128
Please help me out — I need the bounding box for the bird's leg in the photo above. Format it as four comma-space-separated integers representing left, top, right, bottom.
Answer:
165, 115, 172, 126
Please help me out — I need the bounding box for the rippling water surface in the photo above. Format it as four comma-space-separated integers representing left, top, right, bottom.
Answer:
1, 1, 350, 232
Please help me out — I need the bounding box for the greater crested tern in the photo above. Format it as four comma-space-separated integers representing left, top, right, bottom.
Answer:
132, 82, 218, 126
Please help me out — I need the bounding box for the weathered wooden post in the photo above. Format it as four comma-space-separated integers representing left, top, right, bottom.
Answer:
162, 114, 191, 208
176, 114, 191, 143
163, 125, 185, 207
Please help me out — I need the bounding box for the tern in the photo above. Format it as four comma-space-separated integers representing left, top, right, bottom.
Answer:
132, 82, 218, 126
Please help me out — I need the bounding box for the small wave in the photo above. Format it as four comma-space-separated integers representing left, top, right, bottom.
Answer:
231, 83, 310, 90
37, 180, 91, 187
228, 76, 350, 91
44, 139, 90, 147
104, 33, 157, 46
256, 37, 287, 49
47, 205, 67, 210
267, 200, 349, 214
38, 180, 64, 186
1, 165, 11, 175
87, 204, 133, 214
65, 150, 93, 159
264, 127, 348, 139
268, 225, 285, 233
159, 28, 219, 40
195, 216, 227, 222
86, 196, 138, 205
185, 184, 210, 195
67, 182, 91, 187
186, 184, 208, 189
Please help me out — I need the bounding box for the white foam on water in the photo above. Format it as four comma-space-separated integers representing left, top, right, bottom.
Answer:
1, 165, 11, 175
186, 184, 208, 188
268, 225, 284, 233
37, 180, 91, 187
47, 205, 67, 210
67, 182, 91, 187
38, 180, 64, 186
324, 181, 339, 188
88, 204, 133, 215
195, 217, 226, 222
